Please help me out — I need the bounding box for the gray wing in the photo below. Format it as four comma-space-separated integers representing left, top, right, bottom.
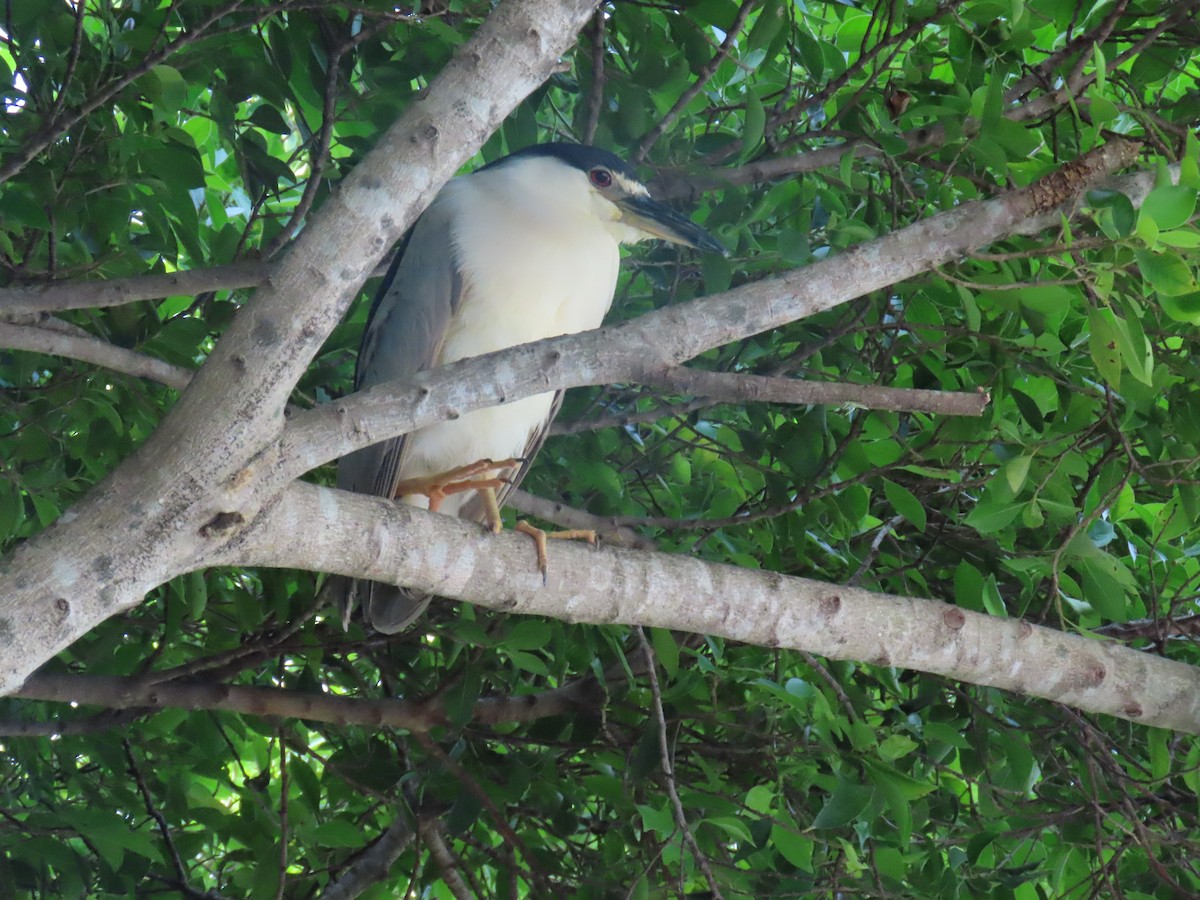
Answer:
338, 197, 463, 501
334, 196, 464, 633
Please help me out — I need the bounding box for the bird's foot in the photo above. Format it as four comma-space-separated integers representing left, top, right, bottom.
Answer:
393, 457, 523, 513
514, 521, 598, 583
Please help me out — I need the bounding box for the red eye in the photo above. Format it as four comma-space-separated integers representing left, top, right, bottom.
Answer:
589, 167, 613, 188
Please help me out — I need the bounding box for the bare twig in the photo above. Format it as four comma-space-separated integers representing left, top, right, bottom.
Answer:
635, 627, 724, 898
632, 0, 757, 162
123, 740, 193, 890
583, 11, 607, 145
639, 365, 990, 416
275, 730, 289, 900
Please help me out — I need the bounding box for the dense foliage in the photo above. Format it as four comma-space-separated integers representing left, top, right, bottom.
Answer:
2, 0, 1199, 896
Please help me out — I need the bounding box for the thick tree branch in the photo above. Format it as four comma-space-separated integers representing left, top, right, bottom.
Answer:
221, 482, 1200, 734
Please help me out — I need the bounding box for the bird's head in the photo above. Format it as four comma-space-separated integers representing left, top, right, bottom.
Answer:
480, 142, 727, 255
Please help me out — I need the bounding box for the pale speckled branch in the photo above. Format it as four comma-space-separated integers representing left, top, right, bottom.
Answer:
222, 482, 1200, 734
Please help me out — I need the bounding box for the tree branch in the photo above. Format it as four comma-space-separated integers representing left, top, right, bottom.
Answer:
9, 666, 607, 734
638, 365, 990, 416
507, 489, 658, 550
0, 261, 270, 315
218, 482, 1200, 734
0, 320, 193, 389
321, 813, 416, 900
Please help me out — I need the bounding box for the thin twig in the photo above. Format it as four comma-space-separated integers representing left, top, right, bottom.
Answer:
123, 740, 192, 889
583, 10, 607, 145
635, 626, 724, 899
275, 729, 289, 900
632, 0, 757, 162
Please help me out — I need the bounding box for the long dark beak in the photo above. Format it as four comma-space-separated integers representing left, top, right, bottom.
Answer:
617, 194, 728, 255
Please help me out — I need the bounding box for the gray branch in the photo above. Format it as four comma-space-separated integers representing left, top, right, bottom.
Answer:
223, 482, 1200, 735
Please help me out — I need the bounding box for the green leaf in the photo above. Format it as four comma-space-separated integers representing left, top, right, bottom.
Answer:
312, 820, 371, 848
771, 823, 813, 870
883, 479, 926, 532
742, 93, 765, 160
877, 734, 918, 761
1089, 189, 1136, 237
0, 186, 51, 229
147, 64, 187, 115
1139, 184, 1197, 230
502, 619, 553, 651
1087, 307, 1122, 389
651, 627, 680, 680
1135, 249, 1196, 297
1158, 291, 1200, 324
965, 501, 1024, 534
811, 779, 873, 828
704, 815, 753, 842
1107, 304, 1154, 386
1003, 455, 1032, 494
954, 561, 984, 611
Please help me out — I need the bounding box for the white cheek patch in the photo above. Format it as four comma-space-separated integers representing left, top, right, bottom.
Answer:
612, 172, 650, 198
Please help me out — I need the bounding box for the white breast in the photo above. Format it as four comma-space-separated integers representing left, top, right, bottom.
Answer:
398, 163, 623, 516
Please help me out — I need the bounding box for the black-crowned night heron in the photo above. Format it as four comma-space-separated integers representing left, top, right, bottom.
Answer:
335, 142, 724, 633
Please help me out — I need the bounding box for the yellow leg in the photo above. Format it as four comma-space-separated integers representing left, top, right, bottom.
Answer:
393, 457, 523, 512
515, 521, 598, 580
